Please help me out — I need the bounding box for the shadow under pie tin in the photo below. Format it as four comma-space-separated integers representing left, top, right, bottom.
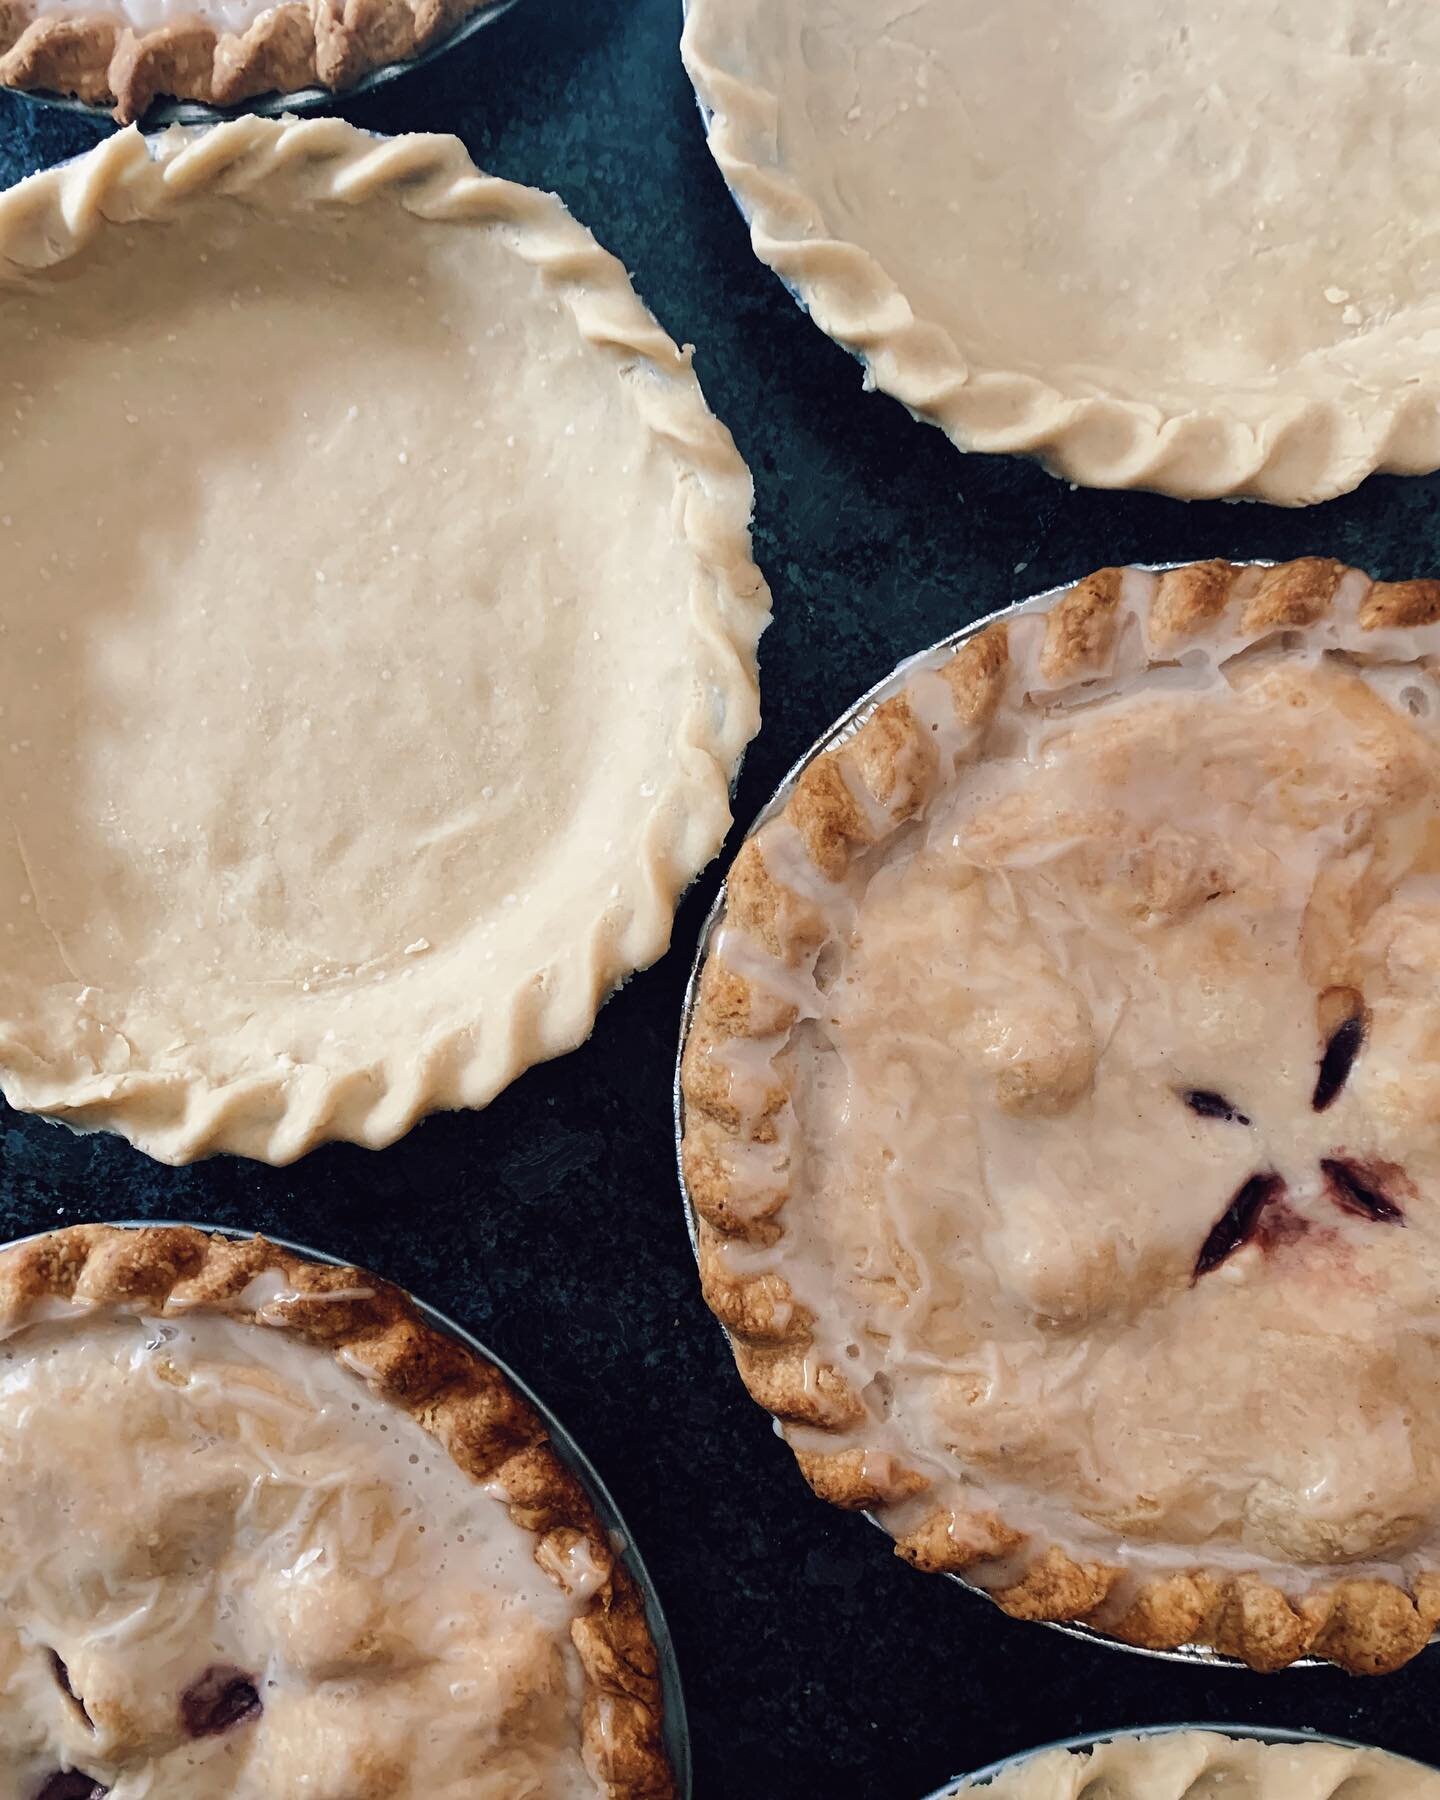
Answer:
4, 1218, 692, 1797
8, 0, 524, 127
932, 1724, 1440, 1795
672, 566, 1439, 1673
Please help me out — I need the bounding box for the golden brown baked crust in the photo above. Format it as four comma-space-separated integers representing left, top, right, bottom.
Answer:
0, 1224, 676, 1798
680, 556, 1440, 1674
0, 0, 496, 118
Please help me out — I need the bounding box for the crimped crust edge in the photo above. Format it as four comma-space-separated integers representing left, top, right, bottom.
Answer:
0, 0, 491, 119
0, 119, 769, 1167
680, 1, 1440, 507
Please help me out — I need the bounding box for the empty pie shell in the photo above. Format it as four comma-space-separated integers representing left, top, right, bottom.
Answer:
682, 0, 1440, 505
0, 118, 769, 1165
680, 557, 1440, 1672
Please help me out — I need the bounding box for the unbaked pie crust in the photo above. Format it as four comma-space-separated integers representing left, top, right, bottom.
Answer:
0, 118, 768, 1166
0, 1223, 675, 1797
0, 0, 500, 119
682, 557, 1440, 1672
948, 1731, 1440, 1798
682, 0, 1440, 505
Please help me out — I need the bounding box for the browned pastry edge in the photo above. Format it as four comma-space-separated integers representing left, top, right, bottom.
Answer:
0, 1223, 676, 1798
680, 556, 1440, 1674
0, 0, 492, 118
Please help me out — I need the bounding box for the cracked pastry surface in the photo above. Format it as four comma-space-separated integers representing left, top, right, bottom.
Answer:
0, 0, 503, 120
946, 1730, 1440, 1797
682, 0, 1440, 504
0, 119, 767, 1166
0, 1224, 675, 1800
681, 558, 1440, 1671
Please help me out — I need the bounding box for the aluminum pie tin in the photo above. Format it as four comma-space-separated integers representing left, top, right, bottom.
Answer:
3, 1217, 692, 1797
9, 0, 523, 127
673, 570, 1352, 1671
933, 1724, 1440, 1796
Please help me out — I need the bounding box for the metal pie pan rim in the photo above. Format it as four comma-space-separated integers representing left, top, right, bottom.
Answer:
933, 1722, 1440, 1796
671, 560, 1433, 1673
5, 0, 524, 128
0, 1215, 693, 1797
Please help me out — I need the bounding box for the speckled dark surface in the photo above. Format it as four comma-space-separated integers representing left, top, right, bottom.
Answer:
4, 4, 1440, 1796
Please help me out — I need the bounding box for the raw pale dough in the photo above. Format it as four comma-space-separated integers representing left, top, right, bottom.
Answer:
949, 1730, 1440, 1798
0, 119, 768, 1164
683, 0, 1440, 502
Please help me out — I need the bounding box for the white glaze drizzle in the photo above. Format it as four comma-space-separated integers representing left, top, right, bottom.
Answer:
703, 576, 1440, 1598
0, 1305, 597, 1797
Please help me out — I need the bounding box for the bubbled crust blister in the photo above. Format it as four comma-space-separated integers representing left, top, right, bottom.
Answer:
679, 557, 1440, 1674
0, 1224, 675, 1799
0, 0, 488, 119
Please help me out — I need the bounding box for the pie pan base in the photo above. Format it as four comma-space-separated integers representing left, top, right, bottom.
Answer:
673, 567, 1440, 1673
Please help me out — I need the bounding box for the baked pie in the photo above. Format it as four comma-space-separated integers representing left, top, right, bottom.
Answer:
945, 1730, 1440, 1798
682, 557, 1440, 1671
682, 0, 1440, 505
0, 0, 506, 119
0, 118, 767, 1166
0, 1223, 676, 1797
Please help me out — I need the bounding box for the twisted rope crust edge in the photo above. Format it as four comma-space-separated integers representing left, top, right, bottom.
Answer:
681, 0, 1440, 507
680, 557, 1440, 1673
0, 1223, 677, 1798
0, 0, 493, 120
0, 118, 770, 1167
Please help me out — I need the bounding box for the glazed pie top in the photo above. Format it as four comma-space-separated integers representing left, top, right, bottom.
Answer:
0, 1225, 674, 1799
683, 558, 1440, 1671
0, 119, 766, 1166
682, 0, 1440, 505
948, 1731, 1440, 1798
0, 0, 499, 119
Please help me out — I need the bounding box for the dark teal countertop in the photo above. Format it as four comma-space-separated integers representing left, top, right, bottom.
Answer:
3, 5, 1439, 1795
